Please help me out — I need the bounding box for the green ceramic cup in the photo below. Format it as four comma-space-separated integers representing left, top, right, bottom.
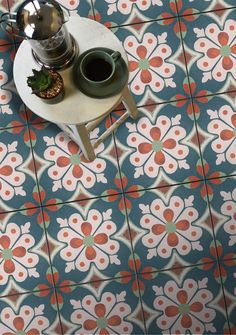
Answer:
79, 50, 121, 87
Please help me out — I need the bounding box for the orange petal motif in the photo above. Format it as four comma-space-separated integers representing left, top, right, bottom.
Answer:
177, 290, 188, 304
163, 208, 174, 222
149, 56, 163, 67
222, 56, 233, 70
108, 315, 122, 326
137, 45, 147, 59
83, 319, 97, 330
72, 165, 83, 178
138, 142, 152, 154
154, 151, 165, 165
140, 69, 152, 83
176, 220, 190, 231
12, 247, 26, 258
68, 141, 79, 155
70, 238, 83, 248
150, 127, 161, 141
81, 222, 92, 236
165, 305, 179, 317
190, 302, 203, 312
220, 129, 234, 141
152, 224, 166, 235
13, 317, 24, 331
0, 235, 11, 249
181, 314, 192, 328
4, 259, 15, 273
95, 303, 106, 317
0, 165, 12, 176
94, 233, 108, 245
129, 61, 139, 72
57, 156, 70, 167
167, 232, 179, 247
163, 139, 176, 149
85, 246, 96, 260
207, 48, 220, 58
218, 32, 229, 46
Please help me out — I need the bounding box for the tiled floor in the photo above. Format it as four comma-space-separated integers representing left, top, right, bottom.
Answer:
0, 0, 236, 334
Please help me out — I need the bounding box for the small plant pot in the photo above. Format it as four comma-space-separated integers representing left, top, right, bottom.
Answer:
34, 70, 65, 104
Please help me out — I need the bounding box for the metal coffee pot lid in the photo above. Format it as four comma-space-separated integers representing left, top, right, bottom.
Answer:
16, 0, 65, 39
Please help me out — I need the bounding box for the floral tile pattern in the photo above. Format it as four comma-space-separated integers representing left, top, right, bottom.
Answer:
58, 278, 145, 334
45, 196, 134, 285
111, 19, 189, 106
127, 184, 215, 272
0, 290, 62, 334
0, 0, 235, 334
183, 9, 236, 95
115, 102, 201, 190
92, 0, 177, 27
0, 209, 51, 296
141, 265, 228, 334
31, 121, 121, 205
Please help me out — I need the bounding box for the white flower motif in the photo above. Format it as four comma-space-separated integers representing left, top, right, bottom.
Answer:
0, 141, 26, 201
221, 188, 236, 246
207, 105, 236, 166
153, 278, 216, 334
70, 291, 133, 334
124, 32, 176, 95
0, 59, 12, 115
127, 116, 189, 178
43, 132, 106, 192
194, 19, 236, 82
57, 209, 120, 272
0, 304, 49, 334
140, 195, 202, 259
105, 0, 163, 15
0, 222, 39, 285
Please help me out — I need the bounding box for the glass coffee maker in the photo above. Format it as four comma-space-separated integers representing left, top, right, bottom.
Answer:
0, 0, 78, 69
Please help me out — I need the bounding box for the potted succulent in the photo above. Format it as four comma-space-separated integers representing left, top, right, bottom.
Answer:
27, 67, 65, 104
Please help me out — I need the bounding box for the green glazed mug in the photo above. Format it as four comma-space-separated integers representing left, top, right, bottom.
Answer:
79, 50, 121, 87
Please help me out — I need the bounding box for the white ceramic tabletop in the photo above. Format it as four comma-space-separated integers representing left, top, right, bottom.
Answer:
13, 16, 128, 125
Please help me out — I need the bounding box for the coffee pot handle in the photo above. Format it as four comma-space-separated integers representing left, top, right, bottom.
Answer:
0, 12, 20, 37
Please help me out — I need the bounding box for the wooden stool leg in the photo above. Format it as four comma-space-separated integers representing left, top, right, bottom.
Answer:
122, 85, 139, 119
75, 124, 96, 161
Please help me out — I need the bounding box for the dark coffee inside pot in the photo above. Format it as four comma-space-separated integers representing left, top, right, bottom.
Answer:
85, 58, 113, 82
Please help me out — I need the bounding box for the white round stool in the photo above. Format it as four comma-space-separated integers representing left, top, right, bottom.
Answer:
13, 17, 138, 161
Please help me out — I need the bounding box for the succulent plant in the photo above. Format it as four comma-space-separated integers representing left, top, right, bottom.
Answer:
27, 67, 52, 94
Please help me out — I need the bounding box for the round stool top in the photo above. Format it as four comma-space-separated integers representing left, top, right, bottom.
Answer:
13, 17, 128, 125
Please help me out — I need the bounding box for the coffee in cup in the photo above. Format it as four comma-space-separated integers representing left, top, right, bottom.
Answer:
79, 50, 121, 86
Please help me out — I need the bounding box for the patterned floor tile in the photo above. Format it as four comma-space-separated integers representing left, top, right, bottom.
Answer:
58, 278, 145, 334
45, 195, 135, 286
92, 0, 177, 27
115, 102, 202, 191
0, 126, 39, 212
0, 209, 51, 297
141, 264, 228, 334
195, 93, 236, 178
0, 290, 62, 334
208, 176, 236, 260
127, 183, 216, 273
221, 261, 236, 334
111, 19, 189, 106
176, 0, 236, 14
0, 44, 26, 129
30, 121, 121, 205
183, 9, 236, 96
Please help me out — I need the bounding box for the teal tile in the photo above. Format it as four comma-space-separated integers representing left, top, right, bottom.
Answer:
183, 9, 236, 95
92, 0, 177, 26
115, 103, 201, 190
58, 278, 145, 334
46, 196, 134, 285
0, 209, 51, 296
141, 264, 228, 334
127, 184, 215, 272
0, 290, 62, 334
31, 122, 121, 204
0, 127, 39, 212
